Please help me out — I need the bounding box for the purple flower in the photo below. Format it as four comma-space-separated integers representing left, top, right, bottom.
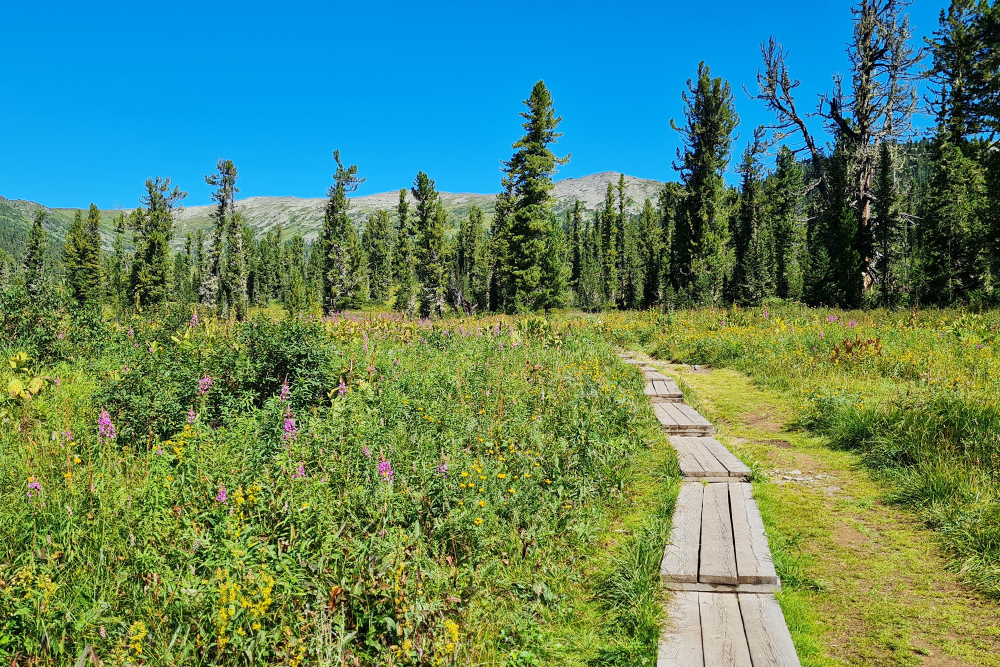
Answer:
338, 377, 347, 397
187, 409, 197, 424
27, 477, 41, 498
57, 332, 64, 340
393, 359, 399, 367
128, 328, 134, 337
63, 430, 73, 443
378, 460, 394, 480
155, 447, 164, 456
763, 308, 769, 319
827, 314, 838, 323
849, 320, 858, 328
216, 486, 228, 504
362, 445, 372, 458
283, 411, 298, 441
54, 378, 62, 387
818, 331, 824, 339
436, 462, 448, 476
368, 365, 376, 374
189, 311, 199, 327
493, 323, 500, 336
977, 343, 984, 350
291, 463, 306, 480
938, 332, 943, 339
98, 410, 116, 440
279, 380, 291, 402
197, 376, 212, 396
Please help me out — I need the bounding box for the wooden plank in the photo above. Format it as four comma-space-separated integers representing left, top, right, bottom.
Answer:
664, 580, 779, 593
730, 483, 778, 585
668, 437, 705, 477
661, 483, 704, 583
700, 482, 738, 585
676, 403, 712, 426
645, 382, 657, 396
654, 403, 681, 426
652, 380, 682, 397
699, 592, 753, 666
682, 437, 730, 477
701, 438, 751, 477
645, 370, 670, 381
661, 403, 695, 426
738, 594, 800, 667
658, 592, 703, 667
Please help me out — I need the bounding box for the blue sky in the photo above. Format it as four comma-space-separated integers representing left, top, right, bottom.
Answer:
1, 1, 943, 209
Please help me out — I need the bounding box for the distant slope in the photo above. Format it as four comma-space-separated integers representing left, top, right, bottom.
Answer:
0, 172, 668, 254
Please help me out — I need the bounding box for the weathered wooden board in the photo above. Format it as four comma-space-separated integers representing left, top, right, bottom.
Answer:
703, 438, 751, 476
675, 403, 712, 426
700, 482, 738, 585
700, 592, 753, 667
667, 437, 705, 478
645, 370, 670, 381
739, 594, 801, 666
661, 483, 704, 583
730, 483, 778, 585
675, 437, 730, 477
658, 592, 703, 667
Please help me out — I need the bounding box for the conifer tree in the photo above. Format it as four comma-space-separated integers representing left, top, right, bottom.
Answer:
456, 206, 487, 308
492, 81, 570, 312
128, 177, 186, 308
806, 140, 861, 306
600, 182, 619, 304
362, 209, 395, 304
730, 131, 770, 304
767, 147, 806, 300
23, 210, 48, 297
321, 150, 368, 313
670, 62, 739, 304
872, 142, 905, 306
636, 197, 663, 308
411, 172, 447, 316
569, 200, 584, 291
393, 188, 419, 315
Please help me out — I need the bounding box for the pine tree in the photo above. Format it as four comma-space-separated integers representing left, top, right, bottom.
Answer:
362, 209, 395, 304
670, 62, 739, 304
600, 182, 619, 304
128, 177, 186, 308
492, 81, 570, 312
730, 131, 771, 304
411, 172, 447, 317
322, 150, 369, 313
393, 188, 419, 315
456, 206, 487, 309
767, 147, 806, 300
23, 210, 48, 297
636, 197, 663, 308
569, 200, 584, 292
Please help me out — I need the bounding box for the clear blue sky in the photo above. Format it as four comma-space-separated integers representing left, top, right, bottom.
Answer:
1, 0, 943, 209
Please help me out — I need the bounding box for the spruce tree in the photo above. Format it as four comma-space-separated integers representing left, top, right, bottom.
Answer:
362, 209, 395, 304
321, 150, 369, 313
600, 182, 619, 304
806, 139, 861, 306
872, 142, 905, 306
23, 210, 48, 297
767, 147, 806, 300
636, 197, 663, 308
128, 177, 186, 308
492, 81, 570, 312
393, 188, 419, 315
670, 62, 739, 304
456, 206, 487, 309
411, 172, 447, 317
730, 132, 771, 304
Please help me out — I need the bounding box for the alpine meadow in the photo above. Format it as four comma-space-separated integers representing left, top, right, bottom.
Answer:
3, 1, 1000, 666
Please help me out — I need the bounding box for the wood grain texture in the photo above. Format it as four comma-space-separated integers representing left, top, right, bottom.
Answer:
683, 437, 731, 476
702, 438, 751, 476
730, 483, 778, 585
738, 594, 801, 667
661, 483, 704, 583
700, 592, 753, 666
676, 403, 712, 426
668, 437, 705, 477
700, 482, 738, 585
654, 403, 681, 426
658, 592, 704, 667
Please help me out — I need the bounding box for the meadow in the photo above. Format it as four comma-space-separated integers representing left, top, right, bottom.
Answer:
595, 305, 1000, 599
0, 304, 678, 666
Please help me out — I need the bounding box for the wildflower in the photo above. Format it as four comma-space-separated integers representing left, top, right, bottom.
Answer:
292, 463, 306, 480
378, 460, 394, 480
818, 331, 824, 339
279, 380, 291, 402
54, 377, 61, 387
154, 448, 163, 456
98, 410, 116, 440
216, 485, 229, 504
978, 344, 984, 350
436, 462, 448, 475
189, 311, 199, 327
474, 517, 483, 525
197, 376, 212, 396
27, 477, 41, 498
368, 365, 376, 374
493, 323, 500, 336
282, 410, 298, 441
393, 358, 399, 367
187, 408, 196, 424
338, 377, 347, 397
477, 499, 486, 507
362, 445, 372, 458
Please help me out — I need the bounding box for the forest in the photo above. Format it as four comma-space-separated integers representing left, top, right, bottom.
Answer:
2, 1, 998, 319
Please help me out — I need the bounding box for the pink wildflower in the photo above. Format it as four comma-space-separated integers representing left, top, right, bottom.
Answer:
216, 486, 228, 504
98, 410, 115, 440
378, 460, 394, 480
197, 376, 212, 396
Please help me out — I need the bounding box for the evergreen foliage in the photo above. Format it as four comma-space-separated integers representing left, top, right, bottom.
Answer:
127, 177, 186, 309
362, 209, 396, 304
321, 150, 369, 313
23, 210, 48, 297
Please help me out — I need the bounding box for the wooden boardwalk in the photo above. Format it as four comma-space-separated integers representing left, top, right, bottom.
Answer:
619, 352, 800, 667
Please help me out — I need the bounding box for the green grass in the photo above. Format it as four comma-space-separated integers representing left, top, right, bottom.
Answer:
0, 310, 678, 666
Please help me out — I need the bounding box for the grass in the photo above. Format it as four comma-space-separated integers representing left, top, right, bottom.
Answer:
639, 357, 1000, 666
0, 309, 679, 666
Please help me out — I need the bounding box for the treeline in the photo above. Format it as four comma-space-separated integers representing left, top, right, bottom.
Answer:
3, 0, 1000, 315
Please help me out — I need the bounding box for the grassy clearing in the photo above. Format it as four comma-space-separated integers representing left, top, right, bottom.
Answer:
645, 359, 1000, 666
0, 310, 676, 666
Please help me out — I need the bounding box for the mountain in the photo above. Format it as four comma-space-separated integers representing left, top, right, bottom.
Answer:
0, 172, 668, 256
